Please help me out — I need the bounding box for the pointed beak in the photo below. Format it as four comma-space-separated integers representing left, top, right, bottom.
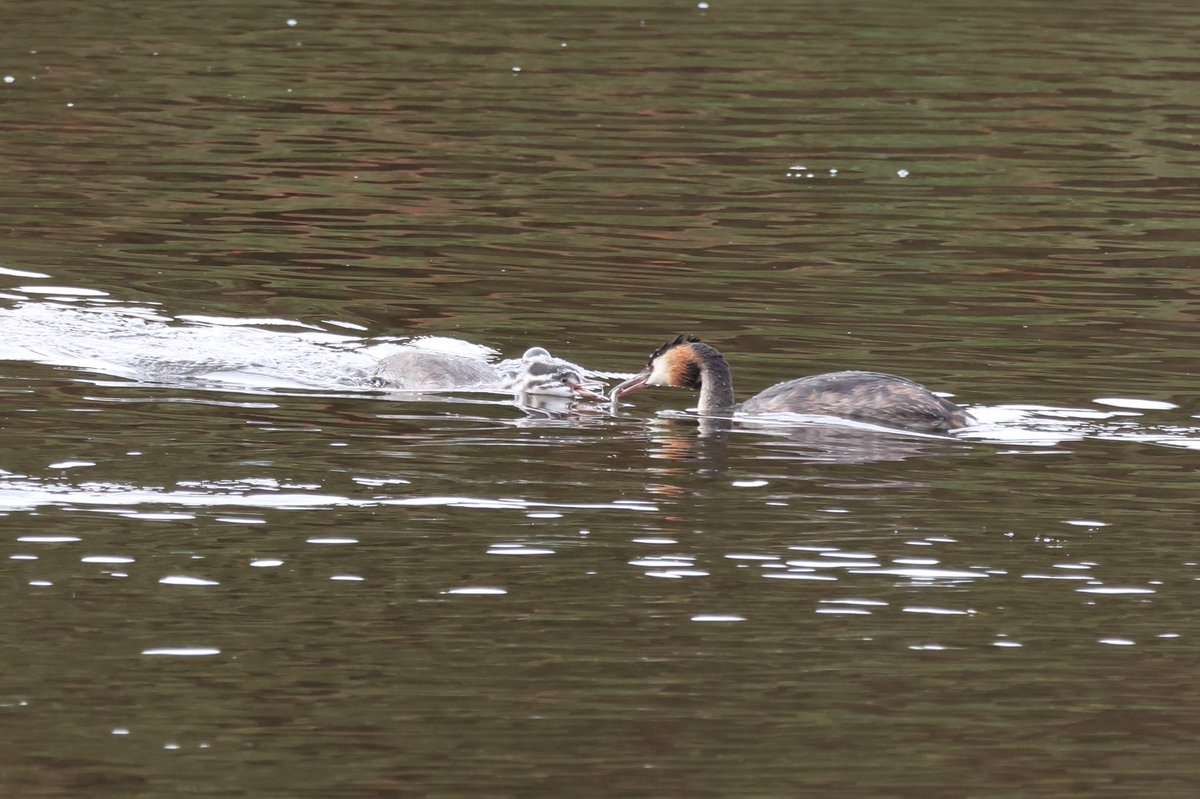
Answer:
609, 370, 651, 402
569, 380, 609, 402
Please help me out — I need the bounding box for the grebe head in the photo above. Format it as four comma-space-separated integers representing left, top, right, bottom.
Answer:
505, 355, 608, 400
610, 334, 711, 399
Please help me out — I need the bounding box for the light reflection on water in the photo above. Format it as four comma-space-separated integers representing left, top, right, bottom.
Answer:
4, 0, 1200, 794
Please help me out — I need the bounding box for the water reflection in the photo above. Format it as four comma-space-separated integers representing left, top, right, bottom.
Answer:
5, 0, 1200, 792
629, 413, 973, 467
0, 469, 662, 515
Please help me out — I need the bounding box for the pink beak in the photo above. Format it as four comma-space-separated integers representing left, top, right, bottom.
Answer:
569, 382, 609, 402
608, 370, 651, 402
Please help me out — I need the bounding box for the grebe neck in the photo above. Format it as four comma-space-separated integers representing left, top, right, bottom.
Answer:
692, 343, 736, 412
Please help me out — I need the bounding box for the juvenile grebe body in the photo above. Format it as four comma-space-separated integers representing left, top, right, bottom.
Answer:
372, 348, 496, 390
610, 335, 973, 432
372, 345, 606, 400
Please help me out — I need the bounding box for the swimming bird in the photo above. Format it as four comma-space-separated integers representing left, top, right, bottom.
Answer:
609, 335, 973, 432
372, 345, 607, 400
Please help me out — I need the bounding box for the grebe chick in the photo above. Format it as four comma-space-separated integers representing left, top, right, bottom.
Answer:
610, 335, 974, 432
515, 359, 608, 399
372, 346, 607, 399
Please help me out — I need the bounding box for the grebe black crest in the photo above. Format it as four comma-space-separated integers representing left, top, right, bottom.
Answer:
610, 335, 973, 432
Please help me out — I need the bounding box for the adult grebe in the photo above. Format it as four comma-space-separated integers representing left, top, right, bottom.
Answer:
372, 346, 607, 400
609, 335, 974, 432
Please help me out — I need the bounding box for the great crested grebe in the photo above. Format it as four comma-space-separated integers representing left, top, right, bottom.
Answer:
372, 345, 607, 400
610, 335, 974, 432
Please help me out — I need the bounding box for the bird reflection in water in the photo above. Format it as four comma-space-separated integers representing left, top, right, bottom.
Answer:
637, 413, 966, 467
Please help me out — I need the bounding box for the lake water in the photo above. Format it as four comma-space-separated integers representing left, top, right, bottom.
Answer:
2, 0, 1200, 796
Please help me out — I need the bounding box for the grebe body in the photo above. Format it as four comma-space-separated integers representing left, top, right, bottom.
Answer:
372, 345, 606, 400
372, 348, 496, 390
611, 335, 973, 432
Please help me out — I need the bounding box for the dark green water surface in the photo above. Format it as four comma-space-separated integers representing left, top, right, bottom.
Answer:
2, 1, 1200, 796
